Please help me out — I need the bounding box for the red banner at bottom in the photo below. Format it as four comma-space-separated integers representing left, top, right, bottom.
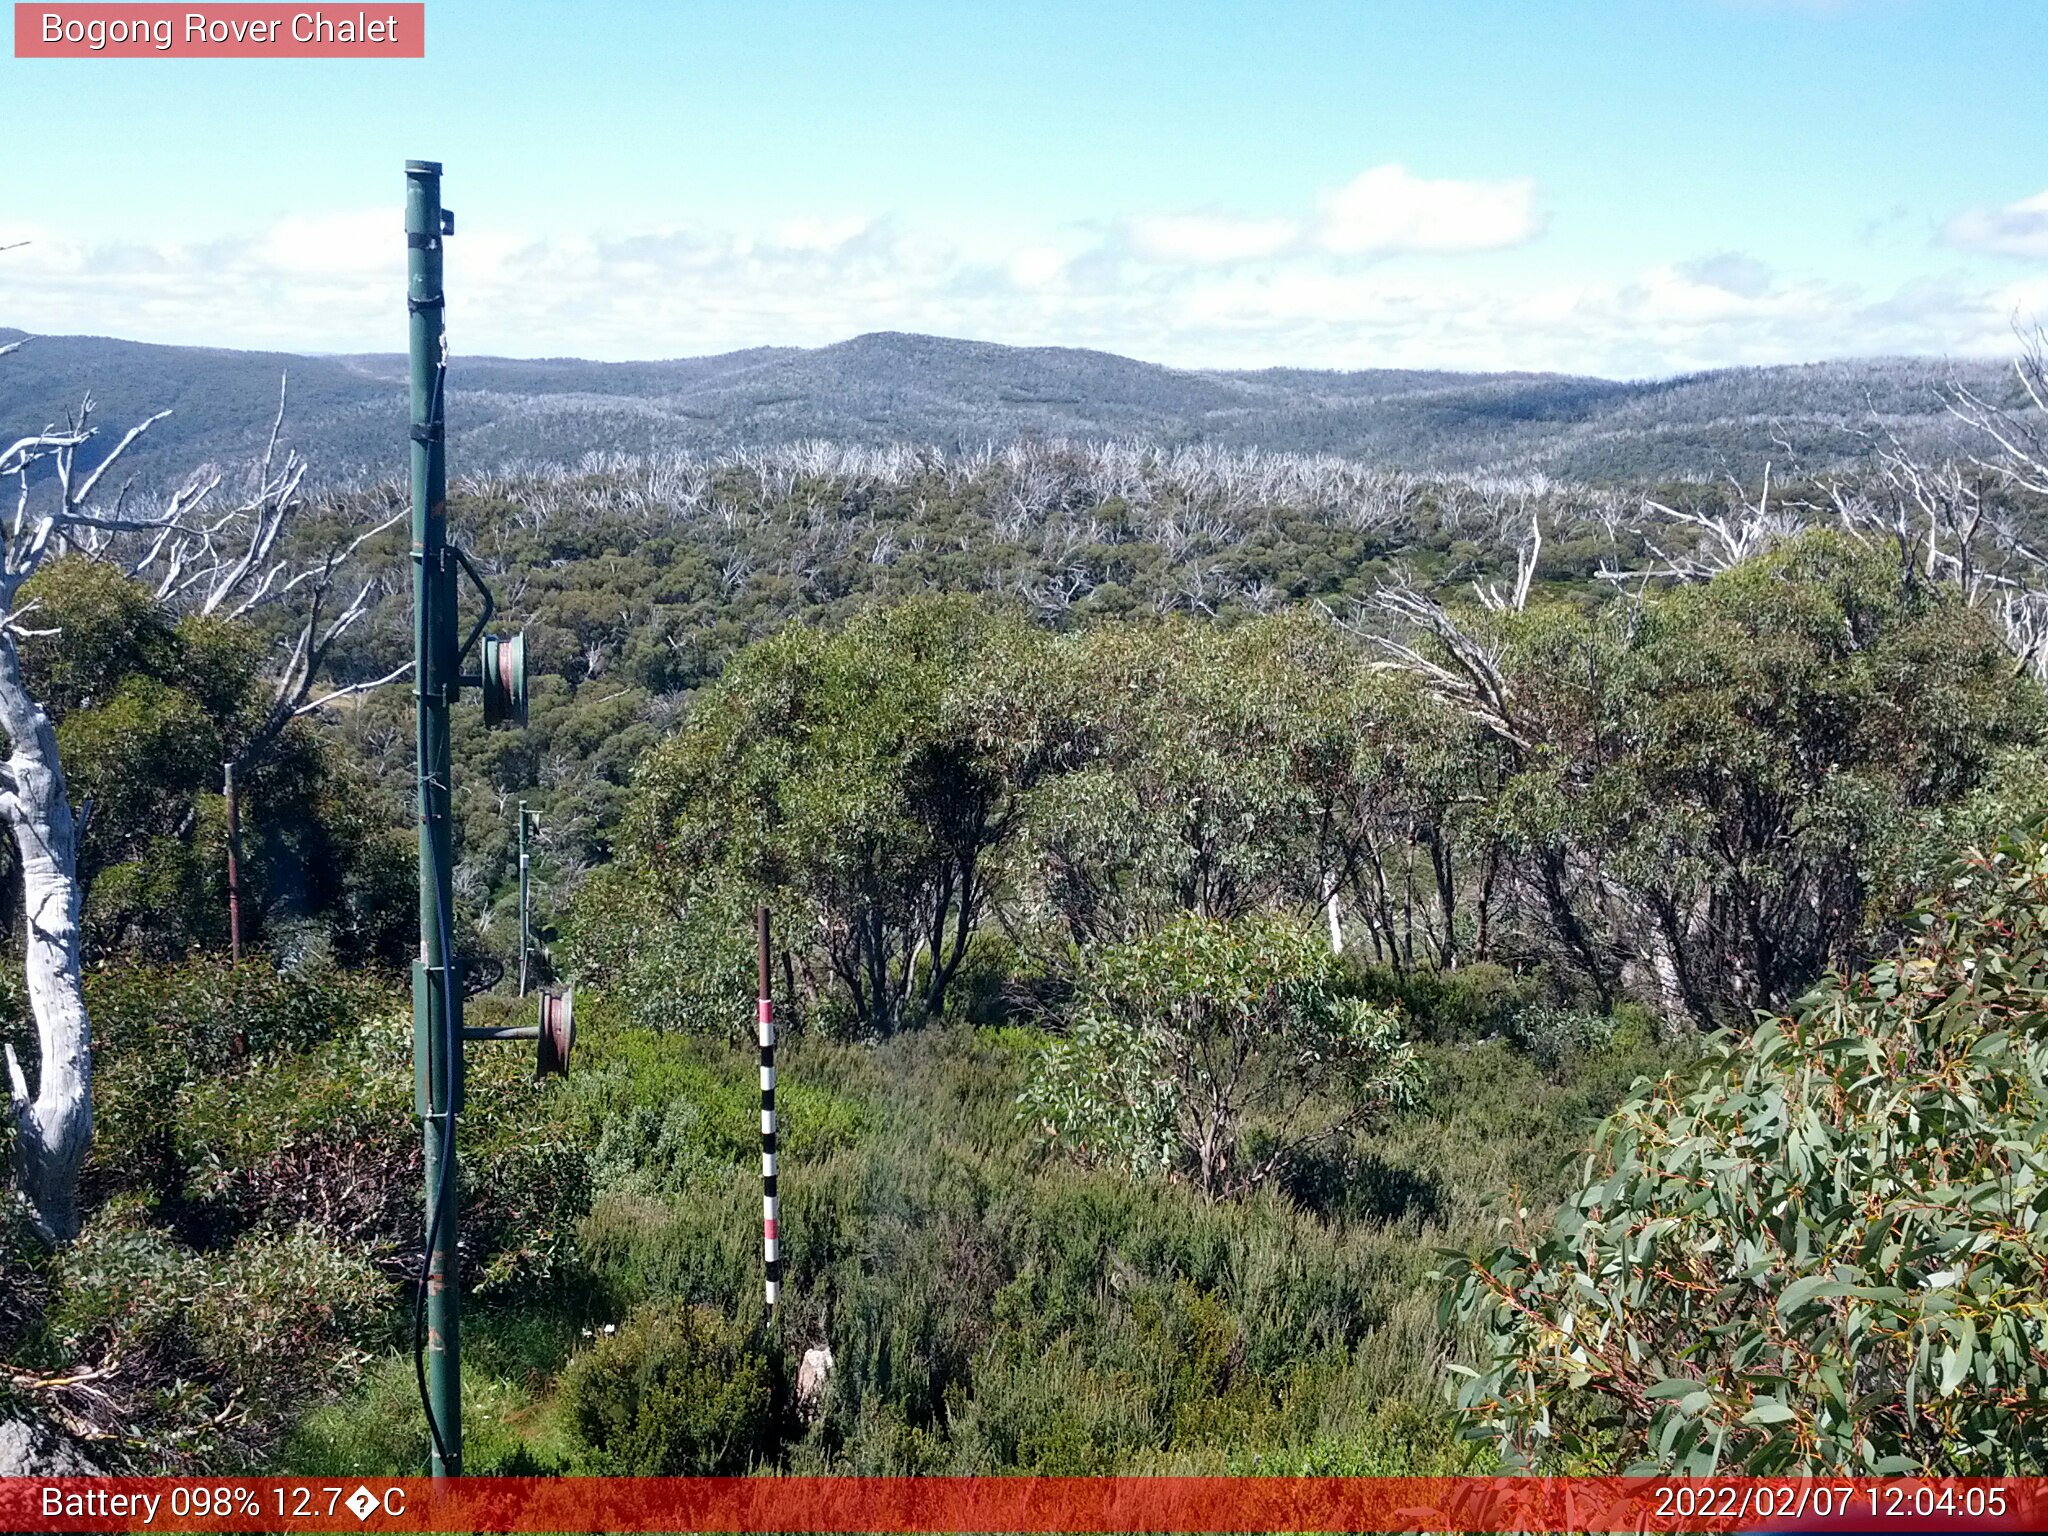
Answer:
3, 1476, 2040, 1534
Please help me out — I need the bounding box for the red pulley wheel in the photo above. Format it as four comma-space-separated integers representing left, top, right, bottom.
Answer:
481, 632, 528, 729
537, 987, 573, 1077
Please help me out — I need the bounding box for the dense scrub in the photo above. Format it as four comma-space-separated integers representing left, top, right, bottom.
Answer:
0, 965, 588, 1466
3, 920, 1680, 1473
6, 423, 2048, 1473
284, 981, 1673, 1477
580, 536, 2040, 1047
293, 435, 2048, 1001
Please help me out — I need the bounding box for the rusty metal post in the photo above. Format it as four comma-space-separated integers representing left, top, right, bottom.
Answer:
223, 761, 241, 964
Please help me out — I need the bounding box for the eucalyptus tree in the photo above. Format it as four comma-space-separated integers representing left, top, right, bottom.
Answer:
991, 618, 1305, 943
1368, 533, 2039, 1026
618, 594, 1040, 1036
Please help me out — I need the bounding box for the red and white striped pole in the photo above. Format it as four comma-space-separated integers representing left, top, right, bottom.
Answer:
757, 906, 779, 1310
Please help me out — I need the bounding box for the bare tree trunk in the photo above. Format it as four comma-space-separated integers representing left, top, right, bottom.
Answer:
1537, 850, 1612, 1010
1400, 829, 1416, 971
224, 760, 243, 966
1428, 828, 1457, 969
0, 630, 91, 1244
1473, 844, 1499, 961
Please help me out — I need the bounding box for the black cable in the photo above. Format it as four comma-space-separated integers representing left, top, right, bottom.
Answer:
412, 807, 460, 1473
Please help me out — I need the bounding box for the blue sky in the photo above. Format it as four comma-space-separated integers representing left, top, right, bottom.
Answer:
3, 0, 2045, 375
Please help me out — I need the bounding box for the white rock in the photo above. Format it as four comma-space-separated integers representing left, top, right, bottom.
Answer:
795, 1344, 835, 1421
0, 1417, 99, 1477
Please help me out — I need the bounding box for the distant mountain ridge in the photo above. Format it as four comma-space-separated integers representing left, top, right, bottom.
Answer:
0, 326, 2009, 487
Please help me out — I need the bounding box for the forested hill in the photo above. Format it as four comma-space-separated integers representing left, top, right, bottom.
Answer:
0, 325, 2008, 484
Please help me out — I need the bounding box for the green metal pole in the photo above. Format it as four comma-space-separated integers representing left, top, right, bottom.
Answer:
407, 158, 462, 1480
517, 800, 530, 998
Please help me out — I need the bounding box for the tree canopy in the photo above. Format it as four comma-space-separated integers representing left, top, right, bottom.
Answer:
10, 558, 411, 969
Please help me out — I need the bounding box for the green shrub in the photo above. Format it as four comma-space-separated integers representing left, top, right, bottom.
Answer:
110, 988, 591, 1291
87, 959, 386, 1216
165, 1003, 416, 1252
42, 1198, 391, 1452
190, 1225, 394, 1404
1023, 916, 1422, 1199
560, 866, 759, 1038
528, 1012, 1677, 1477
948, 1338, 1159, 1473
1502, 1003, 1615, 1066
42, 1200, 198, 1350
558, 1303, 775, 1473
1347, 959, 1535, 1043
454, 998, 598, 1296
1441, 829, 2048, 1473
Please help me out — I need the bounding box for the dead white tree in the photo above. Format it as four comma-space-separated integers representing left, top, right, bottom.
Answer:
1940, 331, 2048, 676
1474, 507, 1542, 613
124, 380, 408, 749
1787, 336, 2048, 675
0, 437, 91, 1241
0, 365, 398, 1242
1361, 576, 1531, 753
1945, 327, 2048, 499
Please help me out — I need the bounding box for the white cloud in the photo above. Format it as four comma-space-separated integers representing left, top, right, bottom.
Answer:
1122, 212, 1301, 266
0, 198, 2036, 380
1676, 252, 1776, 299
1162, 261, 2017, 377
254, 209, 391, 276
1313, 164, 1545, 257
1945, 189, 2048, 260
1995, 272, 2048, 324
1007, 244, 1074, 289
1113, 164, 1542, 268
772, 215, 878, 253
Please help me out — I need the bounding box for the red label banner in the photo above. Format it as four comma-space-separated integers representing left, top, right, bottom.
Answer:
0, 1476, 2041, 1533
13, 4, 424, 57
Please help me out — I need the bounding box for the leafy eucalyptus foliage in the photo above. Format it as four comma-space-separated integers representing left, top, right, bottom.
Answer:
1023, 916, 1422, 1200
988, 613, 1465, 954
583, 545, 2043, 1045
1441, 829, 2048, 1472
580, 595, 1040, 1036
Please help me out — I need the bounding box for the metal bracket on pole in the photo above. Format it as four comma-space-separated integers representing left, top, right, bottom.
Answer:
460, 990, 574, 1077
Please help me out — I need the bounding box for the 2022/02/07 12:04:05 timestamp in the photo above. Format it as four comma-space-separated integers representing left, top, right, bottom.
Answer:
38, 1483, 408, 1523
1652, 1480, 2012, 1524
